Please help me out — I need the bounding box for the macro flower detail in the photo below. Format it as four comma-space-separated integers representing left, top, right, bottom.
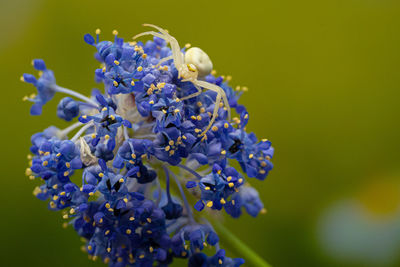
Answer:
22, 25, 274, 266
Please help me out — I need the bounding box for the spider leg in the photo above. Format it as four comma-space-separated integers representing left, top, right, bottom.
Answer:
142, 24, 172, 38
155, 55, 173, 68
133, 31, 167, 41
137, 24, 184, 73
195, 80, 231, 121
199, 90, 222, 137
179, 84, 203, 101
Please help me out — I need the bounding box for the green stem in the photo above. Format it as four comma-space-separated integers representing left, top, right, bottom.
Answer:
212, 221, 272, 267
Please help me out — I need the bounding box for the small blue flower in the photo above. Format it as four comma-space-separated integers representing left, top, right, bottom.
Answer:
23, 59, 56, 115
57, 97, 80, 121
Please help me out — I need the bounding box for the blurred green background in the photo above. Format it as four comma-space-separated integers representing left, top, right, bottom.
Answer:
1, 0, 400, 266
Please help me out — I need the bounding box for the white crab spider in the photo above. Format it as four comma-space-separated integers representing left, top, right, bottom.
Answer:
133, 24, 231, 137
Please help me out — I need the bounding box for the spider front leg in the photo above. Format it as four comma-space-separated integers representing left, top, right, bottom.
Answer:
133, 31, 167, 42
155, 55, 173, 68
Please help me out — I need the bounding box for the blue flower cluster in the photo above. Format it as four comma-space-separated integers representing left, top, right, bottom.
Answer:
23, 27, 274, 267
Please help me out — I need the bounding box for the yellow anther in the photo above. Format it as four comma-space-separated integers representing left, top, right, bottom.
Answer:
261, 208, 267, 214
139, 254, 145, 259
211, 69, 217, 75
221, 150, 226, 155
217, 170, 222, 175
182, 135, 187, 140
91, 134, 96, 139
205, 186, 210, 191
142, 54, 147, 59
44, 151, 50, 156
220, 198, 226, 204
219, 102, 223, 108
112, 30, 118, 35
227, 176, 232, 182
82, 115, 87, 119
249, 154, 254, 159
64, 171, 69, 176
126, 229, 132, 234
89, 192, 94, 196
107, 247, 111, 253
232, 200, 235, 205
242, 86, 248, 92
63, 214, 68, 219
113, 80, 118, 87
191, 115, 197, 120
165, 145, 170, 152
53, 195, 59, 201
101, 107, 107, 112
206, 201, 213, 208
157, 82, 165, 89
219, 259, 223, 264
147, 230, 152, 234
119, 178, 124, 183
226, 75, 232, 81
130, 80, 135, 86
60, 191, 66, 196
129, 216, 135, 221
102, 67, 106, 72
196, 115, 202, 121
197, 101, 202, 107
88, 245, 93, 251
228, 182, 234, 188
169, 150, 175, 156
224, 123, 229, 129
104, 258, 110, 264
65, 162, 71, 168
149, 100, 154, 104
174, 108, 180, 114
244, 114, 249, 119
99, 218, 103, 223
200, 107, 206, 113
137, 66, 143, 72
25, 168, 32, 176
114, 60, 120, 65
105, 203, 111, 209
168, 140, 174, 146
238, 178, 243, 183
70, 208, 75, 214
95, 28, 101, 35
110, 115, 115, 120
185, 43, 191, 49
259, 169, 266, 174
149, 246, 154, 253
212, 126, 218, 132
52, 184, 58, 189
42, 161, 48, 166
147, 218, 152, 223
105, 135, 110, 140
261, 161, 267, 167
20, 76, 25, 82
99, 173, 104, 177
33, 186, 41, 196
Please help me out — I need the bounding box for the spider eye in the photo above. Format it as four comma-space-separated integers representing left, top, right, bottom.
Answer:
187, 64, 197, 72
